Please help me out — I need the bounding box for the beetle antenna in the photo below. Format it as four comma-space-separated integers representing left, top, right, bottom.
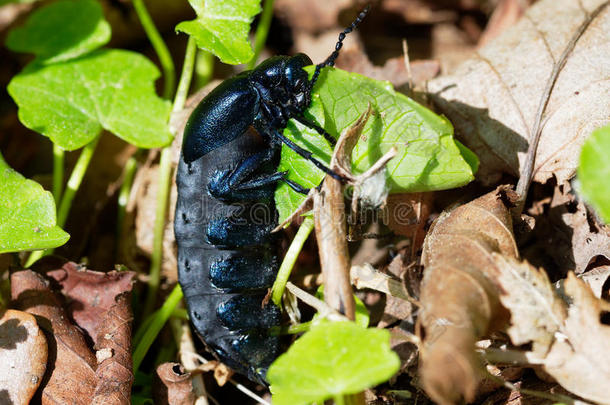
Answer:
310, 5, 370, 88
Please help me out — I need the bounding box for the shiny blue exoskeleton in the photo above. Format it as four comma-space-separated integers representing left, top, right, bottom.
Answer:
174, 7, 369, 385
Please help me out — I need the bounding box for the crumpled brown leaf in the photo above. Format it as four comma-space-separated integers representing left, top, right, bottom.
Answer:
543, 273, 610, 404
152, 362, 195, 405
11, 270, 97, 404
91, 292, 134, 405
38, 260, 135, 346
418, 186, 518, 405
495, 257, 610, 405
0, 309, 47, 404
10, 263, 136, 404
428, 0, 610, 186
493, 255, 565, 356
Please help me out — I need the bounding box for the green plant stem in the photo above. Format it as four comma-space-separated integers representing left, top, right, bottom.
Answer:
142, 147, 173, 317
116, 155, 138, 240
194, 50, 214, 90
142, 37, 197, 318
334, 395, 345, 405
57, 136, 100, 227
271, 216, 315, 306
133, 284, 183, 371
173, 37, 197, 114
248, 0, 274, 69
52, 144, 64, 204
25, 136, 100, 267
132, 0, 175, 99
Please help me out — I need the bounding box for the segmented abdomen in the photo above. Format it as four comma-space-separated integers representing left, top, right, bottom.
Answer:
174, 132, 281, 385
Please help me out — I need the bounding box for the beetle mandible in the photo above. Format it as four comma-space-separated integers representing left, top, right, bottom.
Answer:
174, 6, 369, 385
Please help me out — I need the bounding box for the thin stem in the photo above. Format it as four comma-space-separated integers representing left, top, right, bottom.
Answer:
57, 136, 100, 227
25, 136, 100, 267
173, 37, 197, 114
194, 50, 214, 90
248, 0, 274, 69
143, 147, 173, 317
133, 284, 183, 371
52, 144, 64, 204
132, 0, 176, 99
116, 155, 138, 244
271, 216, 315, 306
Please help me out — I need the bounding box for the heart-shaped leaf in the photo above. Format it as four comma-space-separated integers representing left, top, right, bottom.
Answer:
5, 0, 111, 64
268, 321, 400, 405
0, 153, 69, 253
276, 67, 478, 222
7, 49, 172, 150
176, 0, 261, 65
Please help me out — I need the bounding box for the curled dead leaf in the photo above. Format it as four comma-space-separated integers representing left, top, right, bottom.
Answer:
153, 362, 195, 405
418, 186, 518, 404
11, 269, 97, 404
0, 309, 47, 404
544, 273, 610, 404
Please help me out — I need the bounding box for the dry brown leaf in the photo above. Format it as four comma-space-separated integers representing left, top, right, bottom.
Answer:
493, 255, 610, 403
36, 260, 135, 346
543, 273, 610, 404
418, 186, 518, 405
478, 0, 529, 47
153, 363, 196, 405
428, 0, 610, 186
91, 292, 134, 405
0, 309, 47, 404
11, 270, 97, 404
493, 255, 566, 356
274, 0, 353, 34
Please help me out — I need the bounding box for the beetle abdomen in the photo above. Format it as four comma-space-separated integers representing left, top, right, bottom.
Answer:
175, 130, 281, 384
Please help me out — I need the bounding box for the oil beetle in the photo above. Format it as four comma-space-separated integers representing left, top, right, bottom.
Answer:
174, 6, 369, 385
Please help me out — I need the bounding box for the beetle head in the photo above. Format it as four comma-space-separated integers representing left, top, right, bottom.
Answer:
285, 53, 313, 110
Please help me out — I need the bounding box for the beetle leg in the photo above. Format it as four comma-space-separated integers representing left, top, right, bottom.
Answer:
293, 115, 337, 146
273, 130, 347, 183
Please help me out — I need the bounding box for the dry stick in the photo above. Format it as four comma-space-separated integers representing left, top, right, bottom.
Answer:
350, 263, 419, 306
514, 1, 610, 214
314, 106, 376, 321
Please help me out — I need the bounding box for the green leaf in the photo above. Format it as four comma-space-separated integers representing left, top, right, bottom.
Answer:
275, 67, 478, 223
315, 285, 370, 327
0, 153, 69, 253
176, 0, 261, 65
268, 321, 400, 405
578, 125, 610, 223
7, 49, 172, 150
5, 0, 111, 64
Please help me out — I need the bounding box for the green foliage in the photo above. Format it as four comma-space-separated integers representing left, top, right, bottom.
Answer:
578, 125, 610, 223
5, 0, 110, 64
275, 67, 478, 222
7, 49, 172, 150
177, 0, 261, 65
0, 153, 69, 253
268, 321, 400, 405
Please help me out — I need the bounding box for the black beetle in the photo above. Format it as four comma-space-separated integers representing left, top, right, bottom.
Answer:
174, 6, 369, 385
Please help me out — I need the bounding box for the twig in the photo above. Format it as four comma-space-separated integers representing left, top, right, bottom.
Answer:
285, 282, 348, 322
514, 1, 610, 213
350, 263, 419, 306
